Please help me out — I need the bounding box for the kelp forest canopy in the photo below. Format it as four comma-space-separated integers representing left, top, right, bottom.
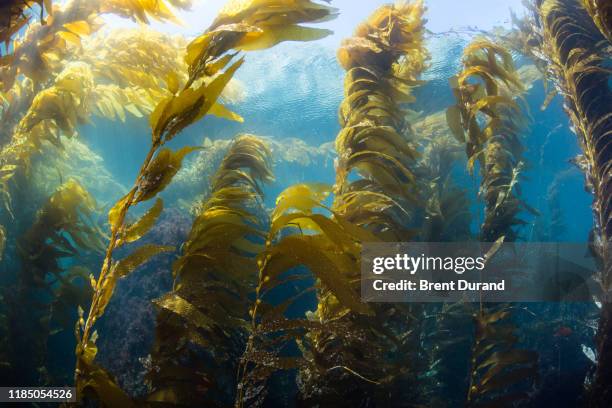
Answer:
0, 0, 610, 407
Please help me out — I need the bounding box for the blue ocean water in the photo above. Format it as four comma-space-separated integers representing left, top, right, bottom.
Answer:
80, 37, 593, 241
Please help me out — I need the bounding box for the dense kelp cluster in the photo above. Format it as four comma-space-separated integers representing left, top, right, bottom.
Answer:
298, 2, 430, 405
148, 134, 273, 406
0, 0, 610, 407
445, 38, 540, 407
2, 179, 103, 385
0, 0, 194, 275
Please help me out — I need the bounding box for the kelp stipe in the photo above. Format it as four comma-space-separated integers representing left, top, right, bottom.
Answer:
74, 0, 337, 404
147, 134, 273, 406
519, 0, 612, 405
4, 180, 103, 386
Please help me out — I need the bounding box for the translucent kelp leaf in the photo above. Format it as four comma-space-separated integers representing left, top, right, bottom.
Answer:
57, 31, 82, 46
446, 105, 465, 143
273, 183, 331, 216
63, 20, 91, 36
108, 193, 131, 233
264, 235, 372, 316
0, 225, 5, 262
209, 102, 244, 122
115, 244, 174, 277
150, 57, 244, 142
235, 25, 333, 51
122, 198, 164, 244
166, 71, 179, 95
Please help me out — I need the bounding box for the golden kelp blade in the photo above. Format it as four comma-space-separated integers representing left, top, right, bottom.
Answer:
185, 0, 337, 86
136, 146, 201, 202
100, 0, 193, 24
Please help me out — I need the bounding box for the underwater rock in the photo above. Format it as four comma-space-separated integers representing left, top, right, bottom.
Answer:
96, 208, 190, 397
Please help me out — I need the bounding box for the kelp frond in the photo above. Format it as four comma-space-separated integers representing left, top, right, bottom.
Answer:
0, 0, 52, 53
466, 307, 539, 407
148, 134, 272, 406
447, 39, 534, 242
334, 0, 428, 240
237, 183, 385, 406
300, 1, 428, 404
185, 0, 338, 87
1, 0, 191, 90
581, 0, 612, 44
446, 38, 540, 407
522, 0, 612, 404
0, 16, 194, 254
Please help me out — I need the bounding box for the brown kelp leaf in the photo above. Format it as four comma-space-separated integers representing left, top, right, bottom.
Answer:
78, 360, 134, 408
116, 244, 174, 277
446, 105, 465, 142
477, 350, 538, 373
150, 57, 244, 142
478, 366, 538, 394
154, 293, 217, 330
263, 235, 372, 316
122, 198, 164, 244
137, 146, 200, 202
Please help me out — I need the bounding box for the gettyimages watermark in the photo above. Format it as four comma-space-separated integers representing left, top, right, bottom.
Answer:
361, 242, 605, 303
